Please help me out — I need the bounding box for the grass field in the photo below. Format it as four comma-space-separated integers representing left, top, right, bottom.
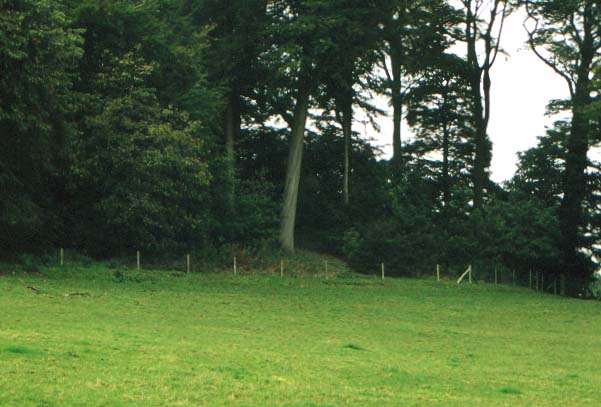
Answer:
1, 259, 600, 406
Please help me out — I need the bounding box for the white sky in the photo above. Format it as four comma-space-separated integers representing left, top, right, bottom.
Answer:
362, 9, 570, 183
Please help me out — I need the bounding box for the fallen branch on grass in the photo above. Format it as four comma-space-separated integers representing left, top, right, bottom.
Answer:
19, 279, 47, 295
23, 284, 54, 298
26, 285, 44, 294
19, 279, 90, 298
63, 292, 91, 297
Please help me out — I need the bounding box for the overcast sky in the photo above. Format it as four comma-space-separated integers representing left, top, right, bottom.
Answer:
364, 9, 571, 183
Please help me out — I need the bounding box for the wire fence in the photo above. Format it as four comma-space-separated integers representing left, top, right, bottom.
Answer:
47, 247, 567, 295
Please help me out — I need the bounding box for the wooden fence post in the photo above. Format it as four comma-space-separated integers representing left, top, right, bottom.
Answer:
60, 248, 64, 266
381, 263, 385, 280
436, 264, 440, 282
280, 260, 284, 277
136, 251, 140, 270
234, 256, 237, 275
457, 265, 472, 284
494, 267, 498, 285
186, 254, 190, 274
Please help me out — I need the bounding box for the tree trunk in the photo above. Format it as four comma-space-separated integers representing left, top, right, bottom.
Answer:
224, 93, 240, 215
336, 90, 353, 206
342, 107, 351, 206
559, 76, 592, 292
441, 83, 451, 208
390, 44, 403, 171
279, 80, 310, 254
560, 273, 566, 296
442, 118, 451, 208
472, 92, 487, 210
558, 10, 596, 292
465, 5, 491, 210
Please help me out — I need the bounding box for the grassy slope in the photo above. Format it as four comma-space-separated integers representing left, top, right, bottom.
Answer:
0, 257, 600, 407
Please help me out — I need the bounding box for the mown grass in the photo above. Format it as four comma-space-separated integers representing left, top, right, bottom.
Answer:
1, 258, 600, 406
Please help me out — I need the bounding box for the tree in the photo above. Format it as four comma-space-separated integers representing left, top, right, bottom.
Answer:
406, 54, 474, 209
378, 0, 458, 173
65, 0, 217, 254
189, 0, 269, 216
522, 0, 601, 292
316, 0, 383, 205
267, 0, 379, 252
509, 123, 566, 206
0, 0, 83, 252
459, 0, 510, 209
70, 45, 213, 255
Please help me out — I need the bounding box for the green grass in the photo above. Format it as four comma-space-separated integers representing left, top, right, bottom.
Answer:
1, 260, 600, 406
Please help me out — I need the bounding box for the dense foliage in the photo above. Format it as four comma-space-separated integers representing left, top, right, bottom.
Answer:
1, 0, 599, 295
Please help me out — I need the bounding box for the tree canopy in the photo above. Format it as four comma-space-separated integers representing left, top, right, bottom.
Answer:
1, 0, 599, 296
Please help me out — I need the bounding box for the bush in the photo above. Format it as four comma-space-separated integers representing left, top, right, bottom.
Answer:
343, 204, 441, 276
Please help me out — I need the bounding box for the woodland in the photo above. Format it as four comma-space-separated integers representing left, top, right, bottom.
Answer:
1, 0, 600, 296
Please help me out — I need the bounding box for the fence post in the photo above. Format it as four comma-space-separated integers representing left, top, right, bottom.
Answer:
60, 248, 64, 266
494, 267, 498, 285
280, 259, 284, 277
186, 254, 190, 274
468, 265, 472, 283
381, 263, 385, 280
457, 265, 471, 284
436, 264, 440, 282
136, 251, 140, 270
234, 256, 237, 275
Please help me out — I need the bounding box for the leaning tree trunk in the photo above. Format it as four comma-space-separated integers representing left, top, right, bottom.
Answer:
224, 93, 240, 215
279, 80, 310, 254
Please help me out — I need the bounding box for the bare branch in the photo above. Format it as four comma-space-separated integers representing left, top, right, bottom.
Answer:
569, 12, 584, 48
489, 1, 509, 68
378, 50, 393, 84
523, 5, 575, 97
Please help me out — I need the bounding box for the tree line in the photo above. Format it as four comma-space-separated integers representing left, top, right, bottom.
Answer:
0, 0, 599, 296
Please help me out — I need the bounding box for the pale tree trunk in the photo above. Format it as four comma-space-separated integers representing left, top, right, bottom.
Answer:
279, 80, 310, 253
336, 89, 353, 206
224, 93, 240, 215
442, 120, 451, 208
342, 106, 351, 206
390, 45, 403, 170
